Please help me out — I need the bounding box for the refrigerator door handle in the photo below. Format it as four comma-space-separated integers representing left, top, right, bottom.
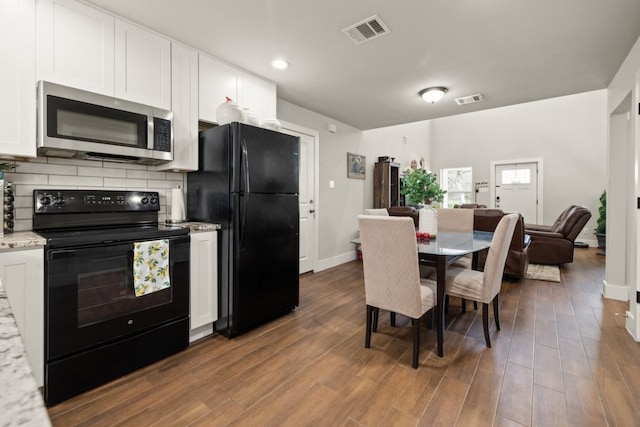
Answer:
240, 139, 250, 193
240, 139, 249, 246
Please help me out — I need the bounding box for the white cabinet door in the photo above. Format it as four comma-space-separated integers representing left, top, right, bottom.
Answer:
114, 19, 171, 110
157, 43, 198, 172
190, 231, 218, 332
240, 73, 277, 122
36, 0, 114, 95
0, 0, 36, 158
0, 247, 44, 386
198, 54, 240, 124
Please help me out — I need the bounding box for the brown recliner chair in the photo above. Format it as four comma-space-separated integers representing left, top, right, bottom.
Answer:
525, 205, 591, 265
387, 206, 419, 227
473, 209, 530, 277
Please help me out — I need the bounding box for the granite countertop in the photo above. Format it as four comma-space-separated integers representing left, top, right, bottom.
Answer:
0, 280, 51, 426
0, 231, 47, 250
173, 222, 222, 232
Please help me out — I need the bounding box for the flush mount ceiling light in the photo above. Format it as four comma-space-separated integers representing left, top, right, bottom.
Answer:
419, 87, 447, 104
270, 59, 290, 70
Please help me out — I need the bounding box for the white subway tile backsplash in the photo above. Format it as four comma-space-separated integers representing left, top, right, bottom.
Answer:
126, 170, 167, 180
78, 166, 127, 178
5, 157, 188, 231
50, 175, 104, 187
103, 178, 149, 188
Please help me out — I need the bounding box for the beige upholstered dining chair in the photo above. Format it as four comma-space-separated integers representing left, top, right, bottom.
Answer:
442, 213, 518, 348
363, 208, 389, 216
437, 208, 474, 268
357, 215, 437, 368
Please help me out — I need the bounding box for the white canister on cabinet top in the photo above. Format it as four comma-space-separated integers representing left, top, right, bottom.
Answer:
216, 97, 246, 125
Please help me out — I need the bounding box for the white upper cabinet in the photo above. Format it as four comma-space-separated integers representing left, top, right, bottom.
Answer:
240, 73, 277, 121
198, 54, 240, 124
36, 0, 115, 95
114, 19, 171, 110
37, 0, 171, 109
156, 43, 198, 172
198, 54, 277, 125
0, 0, 36, 158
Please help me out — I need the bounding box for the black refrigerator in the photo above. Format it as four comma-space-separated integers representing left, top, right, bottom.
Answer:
187, 122, 300, 337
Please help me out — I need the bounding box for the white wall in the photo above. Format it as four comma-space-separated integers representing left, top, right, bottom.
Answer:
606, 34, 640, 335
430, 90, 607, 245
277, 100, 432, 270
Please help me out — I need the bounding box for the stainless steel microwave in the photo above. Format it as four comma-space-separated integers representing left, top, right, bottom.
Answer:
37, 81, 173, 165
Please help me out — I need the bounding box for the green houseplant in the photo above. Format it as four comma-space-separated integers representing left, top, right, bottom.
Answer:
400, 168, 446, 206
595, 190, 606, 250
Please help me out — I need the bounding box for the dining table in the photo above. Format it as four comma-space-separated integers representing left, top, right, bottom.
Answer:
353, 230, 493, 357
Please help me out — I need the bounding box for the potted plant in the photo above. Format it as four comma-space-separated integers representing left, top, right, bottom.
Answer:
0, 163, 16, 179
400, 168, 446, 206
594, 190, 606, 252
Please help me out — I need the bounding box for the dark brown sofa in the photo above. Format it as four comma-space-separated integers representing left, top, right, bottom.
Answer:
525, 205, 591, 265
472, 209, 530, 277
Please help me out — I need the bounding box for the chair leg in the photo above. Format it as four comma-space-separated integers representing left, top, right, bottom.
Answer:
474, 301, 478, 310
493, 294, 501, 331
390, 311, 396, 327
444, 295, 450, 314
412, 318, 420, 369
372, 307, 379, 332
482, 303, 491, 348
365, 305, 373, 348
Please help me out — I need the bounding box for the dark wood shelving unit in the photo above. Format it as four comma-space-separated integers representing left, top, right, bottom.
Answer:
373, 161, 401, 208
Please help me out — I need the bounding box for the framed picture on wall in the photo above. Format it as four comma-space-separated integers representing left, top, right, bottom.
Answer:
347, 153, 366, 179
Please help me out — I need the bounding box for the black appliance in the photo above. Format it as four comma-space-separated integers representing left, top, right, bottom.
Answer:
33, 189, 190, 405
187, 122, 299, 337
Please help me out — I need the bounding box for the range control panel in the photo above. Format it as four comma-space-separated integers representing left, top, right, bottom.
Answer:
34, 189, 160, 214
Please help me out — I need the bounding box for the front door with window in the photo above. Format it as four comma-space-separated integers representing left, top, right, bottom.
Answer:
494, 162, 538, 223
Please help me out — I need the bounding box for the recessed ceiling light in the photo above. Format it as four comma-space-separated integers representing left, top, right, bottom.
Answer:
271, 59, 289, 70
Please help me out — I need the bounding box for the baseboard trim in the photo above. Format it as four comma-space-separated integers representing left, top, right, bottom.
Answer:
602, 279, 628, 301
316, 251, 358, 272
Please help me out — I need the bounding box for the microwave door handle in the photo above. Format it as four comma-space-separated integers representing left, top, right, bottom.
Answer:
148, 117, 154, 149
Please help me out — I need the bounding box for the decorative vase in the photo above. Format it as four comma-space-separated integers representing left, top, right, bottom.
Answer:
418, 204, 437, 238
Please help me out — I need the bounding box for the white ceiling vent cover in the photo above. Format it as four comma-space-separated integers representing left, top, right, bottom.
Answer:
455, 94, 484, 105
343, 15, 390, 45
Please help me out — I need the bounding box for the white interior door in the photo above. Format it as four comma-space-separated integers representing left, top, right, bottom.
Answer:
494, 162, 539, 223
281, 123, 318, 274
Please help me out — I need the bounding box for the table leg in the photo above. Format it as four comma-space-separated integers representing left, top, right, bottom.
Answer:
436, 256, 446, 357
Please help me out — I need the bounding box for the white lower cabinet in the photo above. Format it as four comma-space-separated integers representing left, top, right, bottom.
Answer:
0, 247, 44, 386
189, 230, 218, 342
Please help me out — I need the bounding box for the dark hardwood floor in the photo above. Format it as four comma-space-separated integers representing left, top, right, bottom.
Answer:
47, 248, 640, 426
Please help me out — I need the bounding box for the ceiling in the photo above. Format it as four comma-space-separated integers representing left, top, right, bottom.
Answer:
86, 0, 640, 130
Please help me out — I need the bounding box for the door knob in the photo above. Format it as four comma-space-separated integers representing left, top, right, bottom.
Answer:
309, 209, 316, 213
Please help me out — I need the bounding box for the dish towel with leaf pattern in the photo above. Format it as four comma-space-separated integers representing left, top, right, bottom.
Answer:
133, 239, 170, 297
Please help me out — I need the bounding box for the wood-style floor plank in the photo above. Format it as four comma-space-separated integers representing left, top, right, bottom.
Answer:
45, 248, 640, 426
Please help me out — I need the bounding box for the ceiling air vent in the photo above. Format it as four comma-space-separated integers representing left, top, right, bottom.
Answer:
455, 94, 484, 105
343, 15, 390, 45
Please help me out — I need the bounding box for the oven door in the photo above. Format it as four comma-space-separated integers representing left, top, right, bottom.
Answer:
45, 234, 189, 361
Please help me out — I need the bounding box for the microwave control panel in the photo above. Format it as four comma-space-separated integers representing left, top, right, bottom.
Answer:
153, 118, 172, 152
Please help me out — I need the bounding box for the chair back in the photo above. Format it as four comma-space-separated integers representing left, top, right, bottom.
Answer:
437, 208, 473, 233
357, 215, 423, 319
482, 213, 519, 300
364, 208, 389, 216
553, 205, 591, 241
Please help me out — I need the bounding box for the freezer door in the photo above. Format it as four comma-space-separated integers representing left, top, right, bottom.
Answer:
225, 192, 299, 336
232, 123, 299, 194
